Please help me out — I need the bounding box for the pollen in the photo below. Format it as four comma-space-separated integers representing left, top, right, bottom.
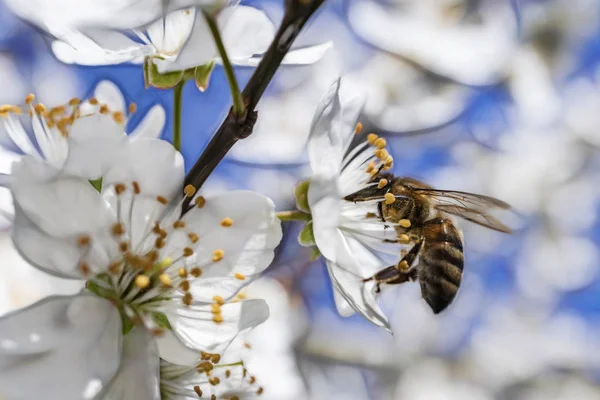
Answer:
184, 184, 196, 197
188, 233, 199, 243
220, 217, 233, 227
128, 103, 137, 113
135, 274, 150, 289
212, 314, 224, 324
159, 274, 172, 287
24, 93, 35, 104
77, 235, 91, 247
195, 196, 206, 208
213, 295, 225, 305
132, 181, 141, 194
355, 122, 363, 135
377, 179, 388, 189
367, 133, 378, 145
111, 223, 125, 236
212, 249, 224, 262
88, 97, 99, 105
384, 193, 396, 204
115, 183, 126, 195
182, 247, 194, 257
398, 219, 411, 228
398, 234, 410, 244
374, 137, 387, 149
234, 272, 246, 281
156, 195, 168, 205
190, 267, 202, 277
173, 220, 186, 229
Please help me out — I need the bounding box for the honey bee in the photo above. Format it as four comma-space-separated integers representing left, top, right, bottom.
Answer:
345, 175, 511, 314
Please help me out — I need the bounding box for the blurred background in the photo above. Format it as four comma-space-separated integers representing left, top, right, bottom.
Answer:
2, 0, 600, 399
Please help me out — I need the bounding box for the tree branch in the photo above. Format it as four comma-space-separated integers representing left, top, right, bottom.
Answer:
182, 0, 325, 212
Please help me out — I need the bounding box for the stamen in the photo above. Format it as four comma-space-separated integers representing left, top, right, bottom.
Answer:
182, 247, 194, 257
234, 272, 246, 281
211, 304, 221, 313
374, 138, 387, 149
188, 233, 199, 243
365, 161, 376, 174
212, 249, 224, 262
154, 237, 166, 249
99, 104, 109, 114
190, 267, 202, 277
398, 219, 411, 228
79, 262, 90, 276
355, 122, 363, 135
25, 93, 35, 104
375, 148, 389, 160
179, 280, 190, 292
111, 223, 125, 236
193, 386, 203, 397
377, 179, 388, 189
367, 133, 378, 145
399, 260, 409, 271
384, 193, 396, 204
34, 103, 46, 114
132, 181, 141, 194
257, 387, 264, 395
112, 111, 125, 124
178, 268, 188, 278
128, 103, 137, 114
159, 273, 172, 287
225, 370, 231, 378
156, 196, 168, 205
182, 292, 193, 306
77, 235, 91, 247
184, 184, 196, 198
213, 296, 225, 305
194, 196, 206, 208
212, 314, 224, 324
135, 274, 150, 289
119, 242, 130, 253
220, 217, 233, 227
68, 98, 81, 106
115, 183, 126, 195
173, 220, 185, 229
398, 234, 410, 244
88, 97, 99, 105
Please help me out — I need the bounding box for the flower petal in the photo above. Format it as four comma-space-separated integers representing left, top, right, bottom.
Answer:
102, 327, 160, 400
181, 191, 282, 302
308, 79, 365, 178
221, 6, 275, 61
0, 293, 122, 400
156, 331, 203, 366
103, 138, 184, 199
162, 299, 269, 365
129, 105, 166, 140
241, 42, 333, 67
146, 8, 196, 55
94, 80, 126, 114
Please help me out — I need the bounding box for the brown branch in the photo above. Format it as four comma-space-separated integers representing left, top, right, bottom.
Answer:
182, 0, 325, 213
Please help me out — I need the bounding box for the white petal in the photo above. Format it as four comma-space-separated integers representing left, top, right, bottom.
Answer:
129, 105, 166, 140
146, 8, 196, 54
63, 114, 128, 180
240, 42, 333, 67
221, 6, 275, 60
308, 79, 365, 178
0, 294, 122, 400
333, 288, 355, 317
307, 176, 343, 262
0, 148, 20, 175
104, 138, 184, 199
102, 327, 160, 400
181, 191, 282, 302
3, 113, 40, 158
51, 30, 152, 66
94, 81, 126, 114
11, 157, 114, 238
163, 299, 269, 365
156, 330, 202, 366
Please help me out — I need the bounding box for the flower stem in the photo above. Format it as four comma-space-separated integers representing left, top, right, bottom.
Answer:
172, 80, 184, 151
182, 0, 326, 214
276, 210, 312, 222
204, 11, 245, 119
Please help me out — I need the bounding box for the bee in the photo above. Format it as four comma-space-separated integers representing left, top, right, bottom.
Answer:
345, 175, 511, 314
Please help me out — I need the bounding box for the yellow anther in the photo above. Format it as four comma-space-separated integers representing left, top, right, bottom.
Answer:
355, 122, 363, 135
178, 267, 188, 278
377, 179, 388, 189
374, 137, 387, 149
193, 386, 203, 397
154, 237, 165, 249
190, 267, 202, 277
88, 97, 99, 105
212, 249, 224, 262
25, 93, 35, 104
365, 161, 376, 173
132, 181, 141, 194
68, 98, 81, 106
77, 235, 91, 247
398, 219, 411, 228
234, 272, 246, 281
183, 247, 194, 257
211, 395, 216, 400
257, 387, 264, 395
213, 295, 225, 305
375, 148, 389, 160
135, 274, 150, 289
179, 280, 190, 292
211, 304, 221, 313
156, 195, 168, 205
99, 104, 109, 114
188, 233, 199, 243
119, 242, 130, 253
226, 370, 232, 378
367, 133, 378, 144
34, 103, 46, 114
182, 292, 193, 306
156, 257, 172, 269
115, 183, 126, 195
184, 184, 196, 197
159, 273, 172, 287
249, 376, 257, 384
111, 223, 125, 236
384, 193, 396, 204
211, 354, 220, 364
147, 250, 159, 263
399, 260, 409, 271
398, 234, 410, 244
173, 220, 186, 229
220, 217, 233, 227
212, 314, 224, 324
195, 196, 206, 208
112, 111, 125, 124
0, 105, 12, 113
128, 103, 137, 114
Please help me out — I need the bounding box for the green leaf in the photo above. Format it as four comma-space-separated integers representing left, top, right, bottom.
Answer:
298, 221, 316, 247
194, 61, 216, 92
89, 177, 103, 193
294, 180, 311, 213
152, 312, 173, 331
144, 57, 184, 89
310, 246, 322, 262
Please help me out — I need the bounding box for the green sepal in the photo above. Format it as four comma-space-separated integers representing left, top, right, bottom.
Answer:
89, 177, 103, 193
194, 61, 216, 92
144, 57, 184, 89
152, 312, 173, 331
120, 308, 135, 335
86, 278, 114, 300
298, 221, 316, 247
294, 180, 311, 213
310, 247, 321, 262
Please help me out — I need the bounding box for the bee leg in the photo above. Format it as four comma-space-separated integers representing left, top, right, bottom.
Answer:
378, 202, 386, 224
396, 239, 424, 272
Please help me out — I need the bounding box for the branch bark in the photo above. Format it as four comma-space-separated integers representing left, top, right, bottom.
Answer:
182, 0, 325, 212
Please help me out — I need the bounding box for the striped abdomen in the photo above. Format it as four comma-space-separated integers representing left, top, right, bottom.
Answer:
417, 218, 464, 314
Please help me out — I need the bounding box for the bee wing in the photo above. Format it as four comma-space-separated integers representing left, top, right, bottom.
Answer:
411, 188, 511, 210
434, 204, 512, 233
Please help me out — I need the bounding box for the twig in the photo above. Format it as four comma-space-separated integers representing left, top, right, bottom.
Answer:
172, 80, 184, 151
182, 0, 325, 213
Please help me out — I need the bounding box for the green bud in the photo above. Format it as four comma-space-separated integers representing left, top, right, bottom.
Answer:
194, 61, 216, 92
144, 57, 184, 89
294, 180, 311, 213
298, 221, 316, 247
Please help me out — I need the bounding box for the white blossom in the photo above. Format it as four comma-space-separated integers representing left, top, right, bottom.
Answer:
306, 79, 401, 330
